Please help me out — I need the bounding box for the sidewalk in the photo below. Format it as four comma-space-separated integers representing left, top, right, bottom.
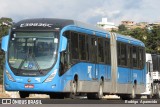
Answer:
0, 85, 10, 98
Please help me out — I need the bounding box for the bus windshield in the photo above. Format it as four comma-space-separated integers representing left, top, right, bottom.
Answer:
8, 32, 59, 74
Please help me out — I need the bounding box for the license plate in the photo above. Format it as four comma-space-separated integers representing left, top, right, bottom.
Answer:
25, 84, 34, 88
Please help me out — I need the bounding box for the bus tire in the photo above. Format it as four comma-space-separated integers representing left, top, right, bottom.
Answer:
70, 78, 78, 99
135, 95, 141, 99
87, 79, 104, 100
19, 91, 29, 98
49, 93, 64, 99
120, 94, 131, 100
87, 93, 95, 99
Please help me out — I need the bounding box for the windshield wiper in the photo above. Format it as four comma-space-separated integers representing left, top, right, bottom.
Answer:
17, 54, 28, 74
32, 55, 44, 75
17, 54, 43, 75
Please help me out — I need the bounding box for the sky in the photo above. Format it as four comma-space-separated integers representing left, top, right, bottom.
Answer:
0, 0, 160, 25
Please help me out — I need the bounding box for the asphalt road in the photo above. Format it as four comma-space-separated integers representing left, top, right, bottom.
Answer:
0, 98, 160, 104
0, 99, 160, 107
1, 104, 160, 107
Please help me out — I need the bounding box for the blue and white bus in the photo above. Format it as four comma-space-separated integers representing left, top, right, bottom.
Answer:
1, 18, 146, 99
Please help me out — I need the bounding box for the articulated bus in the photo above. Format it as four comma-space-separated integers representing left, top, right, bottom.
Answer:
1, 18, 146, 99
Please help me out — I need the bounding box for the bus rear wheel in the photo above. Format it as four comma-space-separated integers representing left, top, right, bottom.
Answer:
49, 93, 64, 99
19, 91, 29, 98
87, 79, 104, 99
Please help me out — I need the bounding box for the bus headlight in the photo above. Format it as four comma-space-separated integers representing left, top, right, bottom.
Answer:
44, 69, 57, 82
5, 70, 15, 82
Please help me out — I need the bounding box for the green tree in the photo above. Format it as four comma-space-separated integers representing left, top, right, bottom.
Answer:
118, 24, 127, 32
0, 17, 12, 39
0, 17, 12, 82
114, 24, 160, 54
147, 26, 160, 54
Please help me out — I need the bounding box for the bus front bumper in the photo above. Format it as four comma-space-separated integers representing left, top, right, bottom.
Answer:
4, 82, 63, 92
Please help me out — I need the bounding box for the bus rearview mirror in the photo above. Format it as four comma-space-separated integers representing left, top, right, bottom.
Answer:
60, 36, 67, 52
1, 35, 9, 52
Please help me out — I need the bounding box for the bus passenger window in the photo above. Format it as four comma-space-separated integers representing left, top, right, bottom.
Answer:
120, 43, 127, 66
132, 46, 138, 68
105, 40, 110, 64
98, 38, 104, 63
127, 45, 131, 68
79, 34, 86, 60
139, 48, 143, 69
63, 31, 71, 63
86, 36, 89, 61
71, 32, 79, 60
117, 42, 121, 66
117, 42, 128, 67
89, 37, 97, 62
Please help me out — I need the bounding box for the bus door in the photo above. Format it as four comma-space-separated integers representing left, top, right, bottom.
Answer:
89, 36, 98, 80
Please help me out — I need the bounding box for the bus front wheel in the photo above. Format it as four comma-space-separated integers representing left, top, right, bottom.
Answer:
49, 93, 64, 99
70, 79, 78, 99
19, 91, 29, 98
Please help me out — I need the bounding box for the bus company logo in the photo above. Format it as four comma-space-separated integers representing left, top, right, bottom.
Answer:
2, 99, 11, 104
20, 23, 53, 28
27, 78, 31, 83
28, 63, 33, 69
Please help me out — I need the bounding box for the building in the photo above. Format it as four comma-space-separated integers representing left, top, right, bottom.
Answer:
121, 21, 148, 29
97, 18, 118, 31
121, 21, 134, 26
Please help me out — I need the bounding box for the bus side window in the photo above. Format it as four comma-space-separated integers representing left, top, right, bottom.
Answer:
121, 43, 127, 66
107, 39, 111, 64
71, 32, 79, 60
88, 36, 97, 63
98, 38, 104, 63
132, 46, 138, 68
127, 45, 131, 68
86, 36, 89, 61
59, 31, 71, 76
139, 48, 144, 69
105, 40, 110, 64
79, 34, 87, 60
117, 42, 127, 67
117, 42, 121, 66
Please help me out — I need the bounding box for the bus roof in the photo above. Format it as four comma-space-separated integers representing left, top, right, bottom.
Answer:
12, 18, 144, 46
12, 18, 106, 32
